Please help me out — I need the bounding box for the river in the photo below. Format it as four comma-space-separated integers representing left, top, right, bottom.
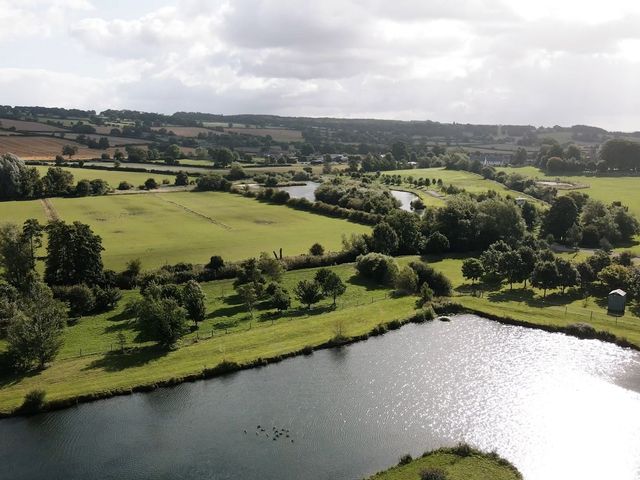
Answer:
1, 315, 639, 480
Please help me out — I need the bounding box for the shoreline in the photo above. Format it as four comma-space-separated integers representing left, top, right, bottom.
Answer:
1, 302, 638, 419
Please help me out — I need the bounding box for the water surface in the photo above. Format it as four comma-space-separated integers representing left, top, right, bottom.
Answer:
278, 181, 321, 201
1, 315, 639, 480
390, 189, 420, 212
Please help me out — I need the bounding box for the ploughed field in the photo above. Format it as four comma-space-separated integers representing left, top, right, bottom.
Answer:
0, 191, 370, 270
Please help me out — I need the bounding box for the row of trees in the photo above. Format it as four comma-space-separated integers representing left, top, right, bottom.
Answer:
0, 154, 111, 200
461, 238, 638, 298
543, 193, 639, 248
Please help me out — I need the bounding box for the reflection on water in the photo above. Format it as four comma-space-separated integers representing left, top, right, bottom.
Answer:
277, 181, 321, 201
0, 315, 639, 480
390, 189, 420, 212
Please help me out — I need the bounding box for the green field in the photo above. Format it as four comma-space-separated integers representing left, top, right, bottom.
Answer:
393, 167, 538, 202
0, 192, 370, 270
367, 448, 521, 480
34, 166, 178, 187
497, 166, 640, 217
0, 263, 416, 413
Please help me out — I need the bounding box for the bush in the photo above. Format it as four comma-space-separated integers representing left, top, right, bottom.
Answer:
395, 266, 418, 294
93, 286, 122, 312
196, 174, 231, 192
398, 454, 413, 466
411, 306, 436, 322
355, 253, 399, 285
53, 284, 95, 316
144, 178, 158, 190
309, 243, 325, 256
19, 389, 46, 414
420, 468, 448, 480
409, 261, 452, 296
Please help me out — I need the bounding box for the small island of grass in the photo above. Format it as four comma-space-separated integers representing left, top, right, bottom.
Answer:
367, 444, 522, 480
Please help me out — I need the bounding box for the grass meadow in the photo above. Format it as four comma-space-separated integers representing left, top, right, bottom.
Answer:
392, 167, 540, 203
0, 263, 415, 413
367, 450, 521, 480
497, 166, 640, 217
0, 191, 370, 270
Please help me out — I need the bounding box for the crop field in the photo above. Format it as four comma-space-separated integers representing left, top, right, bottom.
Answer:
0, 118, 66, 132
151, 126, 218, 137
225, 127, 303, 142
0, 136, 115, 160
30, 192, 370, 269
497, 166, 640, 217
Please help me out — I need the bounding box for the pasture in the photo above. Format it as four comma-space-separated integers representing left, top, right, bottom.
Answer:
497, 166, 640, 217
225, 126, 303, 142
0, 263, 415, 413
151, 126, 218, 137
32, 165, 179, 186
33, 191, 370, 269
392, 167, 538, 201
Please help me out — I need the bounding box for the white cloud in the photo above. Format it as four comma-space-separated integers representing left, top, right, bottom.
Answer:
3, 0, 640, 130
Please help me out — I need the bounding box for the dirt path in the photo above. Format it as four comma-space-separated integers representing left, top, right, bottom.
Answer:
40, 198, 59, 221
154, 194, 232, 230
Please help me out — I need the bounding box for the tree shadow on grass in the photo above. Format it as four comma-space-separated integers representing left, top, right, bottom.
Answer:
346, 274, 388, 292
104, 318, 137, 334
207, 303, 245, 319
486, 288, 580, 308
83, 345, 170, 372
107, 309, 135, 322
0, 354, 41, 389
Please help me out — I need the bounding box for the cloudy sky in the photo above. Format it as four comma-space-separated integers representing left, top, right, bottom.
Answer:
2, 0, 640, 130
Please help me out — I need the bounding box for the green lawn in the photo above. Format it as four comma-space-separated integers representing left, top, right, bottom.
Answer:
0, 263, 416, 413
0, 192, 370, 270
367, 449, 521, 480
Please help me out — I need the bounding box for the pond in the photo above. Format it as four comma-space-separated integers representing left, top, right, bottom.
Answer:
277, 181, 321, 201
390, 189, 420, 212
1, 315, 639, 480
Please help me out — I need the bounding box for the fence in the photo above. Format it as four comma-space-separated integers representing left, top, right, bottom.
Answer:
60, 291, 395, 361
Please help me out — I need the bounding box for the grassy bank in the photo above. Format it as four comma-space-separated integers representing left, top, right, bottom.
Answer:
423, 255, 640, 348
0, 263, 416, 414
366, 445, 522, 480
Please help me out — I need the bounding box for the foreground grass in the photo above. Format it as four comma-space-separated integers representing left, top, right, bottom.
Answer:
367, 447, 521, 480
0, 264, 415, 414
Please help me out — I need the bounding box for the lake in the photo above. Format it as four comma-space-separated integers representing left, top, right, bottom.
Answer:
279, 182, 420, 213
278, 181, 321, 201
1, 315, 639, 480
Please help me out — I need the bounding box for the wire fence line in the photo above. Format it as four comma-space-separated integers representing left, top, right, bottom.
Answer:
456, 290, 637, 326
60, 291, 395, 361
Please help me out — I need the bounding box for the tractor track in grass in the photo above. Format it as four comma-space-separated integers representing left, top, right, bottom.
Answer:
154, 194, 232, 230
40, 198, 59, 221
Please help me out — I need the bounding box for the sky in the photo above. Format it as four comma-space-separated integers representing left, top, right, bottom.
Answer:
2, 0, 640, 131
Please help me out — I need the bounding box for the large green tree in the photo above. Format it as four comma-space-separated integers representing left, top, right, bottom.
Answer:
6, 282, 66, 370
44, 221, 104, 286
543, 196, 579, 243
182, 280, 206, 326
